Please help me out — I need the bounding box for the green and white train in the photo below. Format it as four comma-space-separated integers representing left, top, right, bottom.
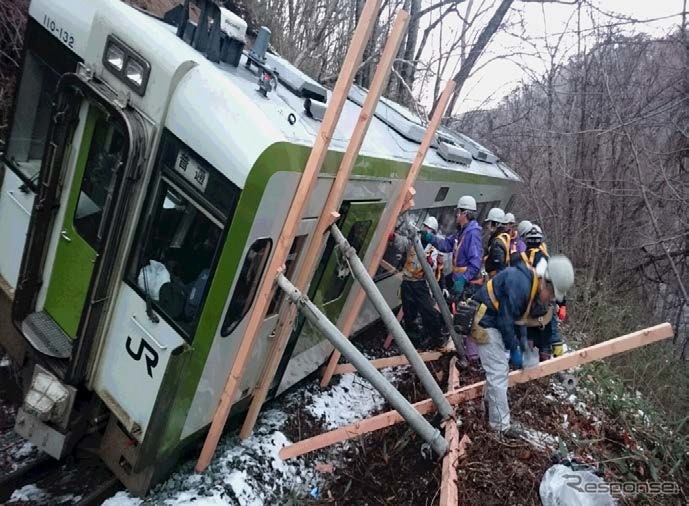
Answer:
0, 0, 519, 494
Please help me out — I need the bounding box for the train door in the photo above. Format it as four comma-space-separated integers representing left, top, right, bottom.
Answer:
274, 200, 385, 393
13, 75, 146, 380
40, 107, 125, 339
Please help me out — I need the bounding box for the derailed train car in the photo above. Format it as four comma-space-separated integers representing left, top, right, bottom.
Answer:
0, 0, 520, 494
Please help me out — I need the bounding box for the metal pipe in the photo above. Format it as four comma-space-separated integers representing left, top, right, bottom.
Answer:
276, 273, 449, 457
330, 225, 454, 419
410, 233, 467, 363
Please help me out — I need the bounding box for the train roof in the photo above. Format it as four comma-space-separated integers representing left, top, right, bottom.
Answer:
29, 0, 521, 189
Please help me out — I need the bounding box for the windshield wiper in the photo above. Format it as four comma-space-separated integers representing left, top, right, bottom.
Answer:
141, 262, 160, 324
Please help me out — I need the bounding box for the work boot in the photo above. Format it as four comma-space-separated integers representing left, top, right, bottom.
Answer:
499, 421, 528, 441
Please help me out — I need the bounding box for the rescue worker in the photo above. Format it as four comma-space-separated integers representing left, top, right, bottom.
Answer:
472, 255, 574, 435
483, 208, 511, 278
398, 216, 443, 344
505, 213, 526, 257
422, 196, 483, 360
518, 226, 565, 360
422, 196, 483, 300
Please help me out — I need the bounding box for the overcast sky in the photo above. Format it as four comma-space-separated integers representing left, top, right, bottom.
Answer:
418, 0, 686, 113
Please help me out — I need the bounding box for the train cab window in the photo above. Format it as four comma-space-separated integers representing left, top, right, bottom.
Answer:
5, 52, 59, 186
221, 238, 273, 336
73, 116, 125, 249
127, 132, 239, 340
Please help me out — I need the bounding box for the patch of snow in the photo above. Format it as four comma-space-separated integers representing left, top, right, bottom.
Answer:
102, 491, 143, 506
9, 484, 50, 503
12, 441, 35, 459
225, 471, 261, 506
110, 407, 317, 506
0, 356, 10, 367
520, 425, 557, 451
306, 373, 385, 429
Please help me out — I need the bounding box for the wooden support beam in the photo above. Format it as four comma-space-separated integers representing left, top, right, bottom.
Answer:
440, 358, 461, 506
333, 350, 446, 375
281, 323, 673, 460
236, 10, 410, 441
320, 79, 458, 387
383, 308, 404, 349
195, 0, 384, 472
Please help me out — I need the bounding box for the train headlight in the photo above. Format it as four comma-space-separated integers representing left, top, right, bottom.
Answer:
125, 59, 145, 88
105, 43, 125, 72
102, 35, 151, 96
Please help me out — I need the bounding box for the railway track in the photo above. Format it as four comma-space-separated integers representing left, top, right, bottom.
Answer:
0, 358, 122, 504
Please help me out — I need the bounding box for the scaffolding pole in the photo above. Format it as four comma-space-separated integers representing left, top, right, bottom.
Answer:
410, 232, 466, 362
330, 224, 453, 419
276, 272, 449, 457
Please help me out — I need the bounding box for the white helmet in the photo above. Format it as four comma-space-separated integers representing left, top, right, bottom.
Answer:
423, 216, 438, 232
456, 195, 477, 211
544, 255, 574, 302
517, 220, 532, 238
533, 224, 543, 236
524, 227, 543, 242
504, 212, 516, 225
484, 207, 505, 224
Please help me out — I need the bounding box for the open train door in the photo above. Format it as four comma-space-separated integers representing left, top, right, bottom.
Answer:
13, 73, 147, 386
273, 200, 385, 393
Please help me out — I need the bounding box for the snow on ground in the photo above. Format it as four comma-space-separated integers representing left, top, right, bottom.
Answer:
306, 372, 386, 429
8, 484, 50, 503
12, 441, 35, 459
103, 370, 398, 506
0, 355, 10, 367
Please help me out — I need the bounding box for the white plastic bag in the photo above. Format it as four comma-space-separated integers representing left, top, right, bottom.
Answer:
540, 464, 615, 506
137, 260, 171, 301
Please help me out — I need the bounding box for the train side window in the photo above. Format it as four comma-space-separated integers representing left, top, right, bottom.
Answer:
73, 116, 125, 249
221, 238, 273, 336
5, 52, 59, 187
323, 220, 372, 303
436, 205, 457, 235
267, 235, 307, 315
435, 187, 449, 202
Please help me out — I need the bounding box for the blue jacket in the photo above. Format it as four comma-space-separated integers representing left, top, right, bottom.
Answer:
431, 220, 482, 282
474, 263, 535, 351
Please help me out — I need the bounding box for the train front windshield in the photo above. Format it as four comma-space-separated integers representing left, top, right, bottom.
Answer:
126, 132, 240, 342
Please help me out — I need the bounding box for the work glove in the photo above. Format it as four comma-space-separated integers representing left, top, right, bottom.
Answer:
452, 276, 466, 297
420, 231, 434, 246
557, 305, 567, 322
510, 346, 523, 369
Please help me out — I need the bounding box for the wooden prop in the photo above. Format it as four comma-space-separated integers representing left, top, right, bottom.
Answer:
383, 308, 404, 349
195, 0, 383, 472
238, 11, 410, 440
281, 323, 673, 460
321, 79, 458, 387
439, 358, 469, 506
333, 350, 446, 375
